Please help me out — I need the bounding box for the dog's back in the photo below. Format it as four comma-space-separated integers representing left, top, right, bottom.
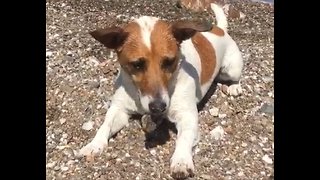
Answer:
175, 3, 243, 101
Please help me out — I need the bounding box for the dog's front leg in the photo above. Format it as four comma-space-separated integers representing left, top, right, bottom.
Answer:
78, 88, 130, 157
169, 106, 199, 179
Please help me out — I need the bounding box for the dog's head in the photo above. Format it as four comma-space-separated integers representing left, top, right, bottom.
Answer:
90, 16, 212, 115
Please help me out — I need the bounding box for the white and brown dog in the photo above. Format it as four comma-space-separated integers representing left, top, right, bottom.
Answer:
79, 3, 243, 179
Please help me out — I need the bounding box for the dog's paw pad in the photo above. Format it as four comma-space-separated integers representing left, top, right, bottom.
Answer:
170, 154, 195, 179
78, 141, 107, 158
225, 84, 242, 96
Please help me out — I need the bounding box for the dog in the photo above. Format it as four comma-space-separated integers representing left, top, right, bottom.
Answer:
79, 3, 243, 179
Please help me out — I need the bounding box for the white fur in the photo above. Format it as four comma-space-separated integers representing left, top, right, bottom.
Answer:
211, 3, 228, 32
140, 94, 152, 112
79, 3, 243, 178
134, 16, 158, 49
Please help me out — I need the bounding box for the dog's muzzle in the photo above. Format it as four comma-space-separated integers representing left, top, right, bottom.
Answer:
148, 99, 166, 115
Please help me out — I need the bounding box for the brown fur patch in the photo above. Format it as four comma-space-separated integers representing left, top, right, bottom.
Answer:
191, 33, 216, 85
118, 20, 179, 97
211, 26, 224, 36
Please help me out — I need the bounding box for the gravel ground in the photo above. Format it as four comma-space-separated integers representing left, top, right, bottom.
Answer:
46, 0, 274, 179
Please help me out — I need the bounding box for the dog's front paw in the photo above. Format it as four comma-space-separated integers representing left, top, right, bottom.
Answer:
170, 152, 195, 179
78, 141, 107, 158
222, 84, 242, 96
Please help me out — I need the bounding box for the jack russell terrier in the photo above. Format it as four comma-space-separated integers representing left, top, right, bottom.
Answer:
79, 3, 243, 179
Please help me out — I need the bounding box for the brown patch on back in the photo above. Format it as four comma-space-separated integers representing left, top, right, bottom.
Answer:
191, 33, 216, 85
210, 26, 224, 36
118, 20, 179, 97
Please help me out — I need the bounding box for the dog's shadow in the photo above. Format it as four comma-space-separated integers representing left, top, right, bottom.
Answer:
132, 80, 219, 149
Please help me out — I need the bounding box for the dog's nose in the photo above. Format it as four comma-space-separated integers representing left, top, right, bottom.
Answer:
149, 100, 166, 114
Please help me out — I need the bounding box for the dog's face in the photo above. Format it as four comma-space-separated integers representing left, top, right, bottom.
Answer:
90, 16, 212, 115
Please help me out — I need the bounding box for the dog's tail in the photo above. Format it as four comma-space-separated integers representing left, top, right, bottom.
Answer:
210, 3, 228, 32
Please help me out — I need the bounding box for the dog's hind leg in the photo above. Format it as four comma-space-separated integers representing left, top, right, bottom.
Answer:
218, 42, 244, 96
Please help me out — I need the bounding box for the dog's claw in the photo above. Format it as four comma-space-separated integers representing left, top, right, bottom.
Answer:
78, 141, 107, 158
170, 153, 195, 179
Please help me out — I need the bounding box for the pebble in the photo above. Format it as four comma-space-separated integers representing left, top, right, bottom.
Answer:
59, 118, 66, 124
259, 103, 274, 114
62, 133, 68, 139
82, 121, 94, 131
61, 166, 69, 171
238, 171, 244, 176
218, 114, 227, 118
209, 107, 219, 117
200, 174, 211, 179
210, 126, 225, 141
46, 51, 53, 57
221, 120, 226, 125
88, 56, 100, 67
150, 149, 157, 156
53, 166, 60, 171
46, 162, 56, 168
262, 154, 273, 164
241, 142, 248, 147
250, 135, 257, 142
90, 81, 100, 89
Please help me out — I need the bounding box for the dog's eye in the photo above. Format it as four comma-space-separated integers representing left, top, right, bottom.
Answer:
130, 58, 146, 71
161, 57, 176, 70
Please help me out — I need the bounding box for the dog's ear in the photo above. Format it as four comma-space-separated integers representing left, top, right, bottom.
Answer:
90, 27, 129, 49
171, 20, 213, 43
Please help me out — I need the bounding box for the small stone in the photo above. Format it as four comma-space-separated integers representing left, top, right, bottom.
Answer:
210, 126, 225, 141
259, 103, 274, 114
88, 56, 100, 66
90, 81, 100, 89
67, 160, 75, 166
200, 174, 211, 179
221, 120, 226, 125
59, 118, 66, 124
224, 126, 233, 134
61, 166, 69, 171
62, 133, 68, 139
63, 148, 74, 157
150, 149, 157, 156
82, 121, 94, 131
209, 107, 219, 117
134, 162, 140, 167
221, 84, 229, 94
238, 171, 244, 176
262, 76, 273, 83
194, 147, 200, 154
262, 154, 273, 164
250, 135, 257, 142
46, 162, 56, 168
241, 142, 248, 147
53, 166, 60, 171
66, 51, 73, 56
46, 51, 53, 57
63, 55, 74, 62
218, 114, 227, 118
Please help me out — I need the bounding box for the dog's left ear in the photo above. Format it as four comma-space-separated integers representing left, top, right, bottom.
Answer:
171, 20, 213, 43
89, 27, 129, 50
